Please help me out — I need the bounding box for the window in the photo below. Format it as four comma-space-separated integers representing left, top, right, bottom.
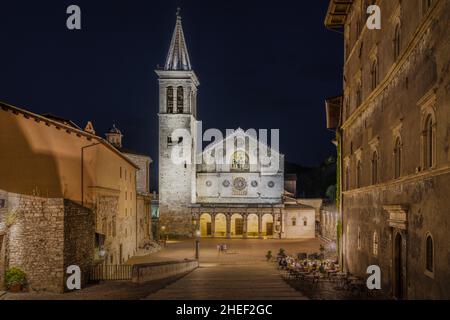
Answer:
166, 86, 174, 113
394, 137, 402, 178
231, 151, 250, 171
371, 60, 379, 90
345, 166, 350, 190
356, 85, 362, 108
112, 216, 117, 237
394, 24, 401, 60
373, 231, 379, 256
167, 136, 173, 145
303, 219, 307, 227
422, 0, 434, 15
292, 217, 296, 226
120, 167, 122, 179
177, 86, 184, 113
371, 151, 378, 184
356, 160, 362, 188
424, 114, 435, 169
357, 227, 362, 250
425, 234, 434, 273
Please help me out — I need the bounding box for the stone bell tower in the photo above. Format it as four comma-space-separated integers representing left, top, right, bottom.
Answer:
156, 8, 199, 237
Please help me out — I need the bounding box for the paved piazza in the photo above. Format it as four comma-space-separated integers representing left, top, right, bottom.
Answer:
132, 238, 323, 300
1, 238, 322, 300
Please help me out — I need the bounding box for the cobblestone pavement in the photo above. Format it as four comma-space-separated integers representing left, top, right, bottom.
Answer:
2, 238, 323, 300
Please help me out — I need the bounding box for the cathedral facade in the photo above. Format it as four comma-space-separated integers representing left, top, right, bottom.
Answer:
157, 12, 316, 239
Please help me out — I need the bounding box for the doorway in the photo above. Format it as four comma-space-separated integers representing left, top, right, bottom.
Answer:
394, 232, 404, 299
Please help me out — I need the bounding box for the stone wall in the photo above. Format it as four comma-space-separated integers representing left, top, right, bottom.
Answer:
124, 153, 151, 194
1, 190, 94, 293
63, 199, 94, 291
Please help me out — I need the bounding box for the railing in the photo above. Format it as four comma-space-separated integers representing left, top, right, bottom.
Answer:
89, 264, 132, 281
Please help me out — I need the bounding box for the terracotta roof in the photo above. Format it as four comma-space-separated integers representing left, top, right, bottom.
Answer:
0, 101, 139, 169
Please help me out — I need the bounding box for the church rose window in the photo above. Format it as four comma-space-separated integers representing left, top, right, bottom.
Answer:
233, 177, 247, 191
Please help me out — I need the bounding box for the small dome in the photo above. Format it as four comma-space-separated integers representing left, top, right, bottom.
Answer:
108, 124, 122, 135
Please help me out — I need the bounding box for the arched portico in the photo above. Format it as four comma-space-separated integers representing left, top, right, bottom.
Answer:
261, 213, 274, 238
230, 213, 244, 237
199, 213, 212, 237
214, 213, 227, 238
247, 213, 259, 238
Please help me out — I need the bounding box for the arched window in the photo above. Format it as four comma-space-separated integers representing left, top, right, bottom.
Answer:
422, 0, 434, 15
394, 137, 402, 178
291, 217, 297, 226
166, 86, 174, 113
345, 166, 350, 190
357, 227, 362, 250
371, 151, 378, 184
356, 160, 362, 188
231, 151, 249, 171
394, 24, 401, 60
373, 231, 379, 256
356, 84, 362, 107
176, 86, 184, 113
424, 114, 435, 169
371, 60, 379, 90
425, 234, 434, 273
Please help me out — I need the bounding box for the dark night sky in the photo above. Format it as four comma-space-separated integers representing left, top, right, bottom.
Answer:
0, 0, 343, 191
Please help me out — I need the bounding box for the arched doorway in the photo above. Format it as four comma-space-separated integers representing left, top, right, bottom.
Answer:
230, 214, 244, 237
394, 232, 404, 299
199, 213, 212, 237
261, 214, 274, 237
247, 214, 259, 238
214, 213, 226, 238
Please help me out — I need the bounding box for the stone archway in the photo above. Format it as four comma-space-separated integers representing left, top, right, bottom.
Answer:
214, 213, 226, 238
261, 214, 274, 238
199, 213, 212, 237
247, 213, 259, 238
230, 213, 244, 237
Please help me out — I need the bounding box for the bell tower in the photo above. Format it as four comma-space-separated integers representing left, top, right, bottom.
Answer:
156, 8, 199, 237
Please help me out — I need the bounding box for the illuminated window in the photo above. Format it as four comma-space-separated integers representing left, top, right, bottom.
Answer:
373, 231, 379, 256
231, 151, 249, 171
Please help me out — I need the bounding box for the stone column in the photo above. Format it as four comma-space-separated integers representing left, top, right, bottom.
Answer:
258, 213, 263, 239
243, 213, 248, 239
226, 214, 231, 239
211, 213, 216, 238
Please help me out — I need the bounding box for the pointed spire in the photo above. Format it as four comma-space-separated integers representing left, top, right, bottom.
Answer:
165, 7, 192, 71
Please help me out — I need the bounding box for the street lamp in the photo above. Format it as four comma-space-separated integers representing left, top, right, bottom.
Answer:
161, 225, 166, 246
195, 229, 201, 260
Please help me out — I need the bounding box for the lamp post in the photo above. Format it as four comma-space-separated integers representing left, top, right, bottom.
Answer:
161, 225, 166, 247
195, 229, 201, 260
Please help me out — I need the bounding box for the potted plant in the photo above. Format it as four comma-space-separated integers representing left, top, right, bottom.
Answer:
265, 250, 272, 261
5, 267, 27, 292
278, 248, 286, 258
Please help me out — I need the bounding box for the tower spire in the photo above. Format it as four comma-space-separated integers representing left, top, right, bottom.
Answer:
165, 7, 192, 71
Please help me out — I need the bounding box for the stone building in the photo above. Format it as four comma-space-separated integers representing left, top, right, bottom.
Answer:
0, 102, 152, 291
325, 0, 450, 298
105, 124, 153, 251
158, 11, 315, 239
